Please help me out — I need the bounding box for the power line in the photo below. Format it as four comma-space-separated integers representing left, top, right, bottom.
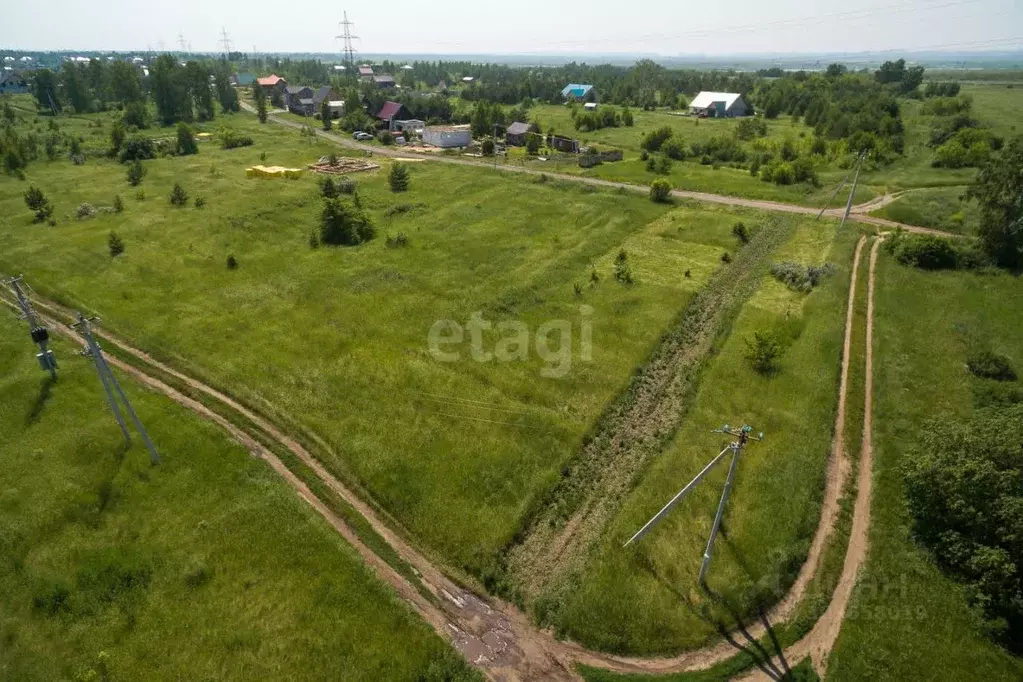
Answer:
624, 424, 763, 584
72, 313, 160, 465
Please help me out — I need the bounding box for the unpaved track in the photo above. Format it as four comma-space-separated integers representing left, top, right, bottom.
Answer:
3, 224, 876, 680
239, 102, 951, 237
737, 237, 880, 679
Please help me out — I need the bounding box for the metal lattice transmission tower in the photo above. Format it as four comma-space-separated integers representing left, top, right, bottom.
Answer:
4, 275, 57, 378
336, 12, 359, 74
178, 32, 188, 53
220, 27, 233, 56
72, 313, 160, 465
624, 424, 763, 584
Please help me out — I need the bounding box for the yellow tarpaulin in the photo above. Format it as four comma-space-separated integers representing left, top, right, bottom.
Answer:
245, 165, 304, 179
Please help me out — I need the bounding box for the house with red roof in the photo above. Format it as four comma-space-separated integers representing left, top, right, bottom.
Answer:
256, 74, 287, 101
376, 101, 410, 131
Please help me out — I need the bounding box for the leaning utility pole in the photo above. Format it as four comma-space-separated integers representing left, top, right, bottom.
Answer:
336, 11, 359, 75
816, 167, 853, 220
4, 275, 57, 378
839, 151, 866, 229
73, 313, 160, 465
625, 424, 763, 583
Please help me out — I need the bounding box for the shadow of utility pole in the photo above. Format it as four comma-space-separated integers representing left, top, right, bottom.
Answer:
26, 374, 57, 426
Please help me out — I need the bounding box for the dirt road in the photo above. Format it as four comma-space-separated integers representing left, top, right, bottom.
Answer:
4, 225, 879, 681
239, 102, 951, 236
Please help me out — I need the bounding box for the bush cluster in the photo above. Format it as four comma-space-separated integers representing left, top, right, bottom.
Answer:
903, 404, 1023, 652
320, 197, 375, 246
884, 232, 986, 270
220, 129, 254, 149
770, 261, 835, 292
967, 350, 1017, 382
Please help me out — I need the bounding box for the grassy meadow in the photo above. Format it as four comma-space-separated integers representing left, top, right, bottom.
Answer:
826, 252, 1023, 681
531, 219, 859, 654
0, 311, 477, 681
870, 185, 980, 235
0, 100, 783, 590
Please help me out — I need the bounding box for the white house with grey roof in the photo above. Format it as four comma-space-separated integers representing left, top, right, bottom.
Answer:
689, 92, 749, 118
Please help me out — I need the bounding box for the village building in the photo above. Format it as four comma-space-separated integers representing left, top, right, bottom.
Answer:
688, 91, 749, 118
421, 126, 472, 148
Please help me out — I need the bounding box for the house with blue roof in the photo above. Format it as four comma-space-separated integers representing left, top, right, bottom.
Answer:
561, 83, 595, 102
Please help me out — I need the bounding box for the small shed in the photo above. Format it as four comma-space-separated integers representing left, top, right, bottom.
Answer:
422, 126, 472, 148
233, 72, 256, 86
358, 65, 374, 79
689, 92, 749, 118
505, 121, 530, 146
583, 102, 597, 110
374, 74, 396, 89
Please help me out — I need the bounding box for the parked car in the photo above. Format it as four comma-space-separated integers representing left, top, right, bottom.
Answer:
352, 131, 374, 141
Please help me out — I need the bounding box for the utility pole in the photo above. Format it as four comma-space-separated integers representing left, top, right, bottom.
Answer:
839, 151, 866, 229
4, 275, 57, 379
336, 11, 359, 75
625, 424, 763, 584
815, 166, 853, 220
220, 27, 233, 57
177, 32, 188, 54
72, 313, 160, 465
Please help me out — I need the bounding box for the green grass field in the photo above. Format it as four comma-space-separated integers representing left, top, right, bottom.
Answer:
870, 186, 980, 235
532, 220, 858, 655
0, 312, 476, 681
826, 251, 1023, 681
0, 103, 780, 588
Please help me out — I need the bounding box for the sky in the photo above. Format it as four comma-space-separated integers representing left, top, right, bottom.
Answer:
2, 0, 1021, 56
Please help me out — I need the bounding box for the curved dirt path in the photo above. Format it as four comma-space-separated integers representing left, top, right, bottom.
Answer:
4, 227, 875, 681
240, 102, 951, 237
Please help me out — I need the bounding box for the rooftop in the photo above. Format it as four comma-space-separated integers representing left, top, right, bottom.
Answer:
689, 91, 744, 109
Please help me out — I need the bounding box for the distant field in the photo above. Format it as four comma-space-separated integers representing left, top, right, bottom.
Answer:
0, 313, 475, 681
827, 250, 1023, 681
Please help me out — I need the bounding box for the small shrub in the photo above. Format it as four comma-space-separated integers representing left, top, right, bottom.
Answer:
613, 249, 634, 284
327, 153, 339, 166
226, 254, 238, 270
573, 282, 583, 296
385, 232, 410, 248
135, 189, 145, 201
175, 123, 198, 155
169, 183, 188, 206
655, 156, 673, 174
194, 195, 206, 209
184, 563, 212, 589
220, 130, 254, 149
260, 151, 267, 162
108, 231, 125, 257
745, 331, 782, 374
887, 233, 958, 270
337, 176, 357, 195
385, 203, 417, 217
481, 138, 495, 155
308, 230, 319, 249
590, 268, 600, 284
126, 159, 147, 186
721, 252, 733, 264
388, 162, 410, 192
684, 269, 692, 278
320, 197, 375, 246
640, 149, 649, 161
732, 221, 750, 244
113, 195, 124, 213
649, 178, 672, 203
76, 202, 97, 220
320, 176, 338, 198
24, 186, 53, 222
118, 136, 155, 163
771, 261, 836, 292
966, 350, 1017, 381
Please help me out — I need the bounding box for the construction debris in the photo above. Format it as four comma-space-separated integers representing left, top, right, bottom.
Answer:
308, 156, 380, 175
246, 165, 304, 179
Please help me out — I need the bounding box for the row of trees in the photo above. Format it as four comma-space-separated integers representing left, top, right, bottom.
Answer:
30, 56, 238, 126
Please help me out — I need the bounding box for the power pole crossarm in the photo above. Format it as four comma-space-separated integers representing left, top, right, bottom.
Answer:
4, 275, 57, 378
